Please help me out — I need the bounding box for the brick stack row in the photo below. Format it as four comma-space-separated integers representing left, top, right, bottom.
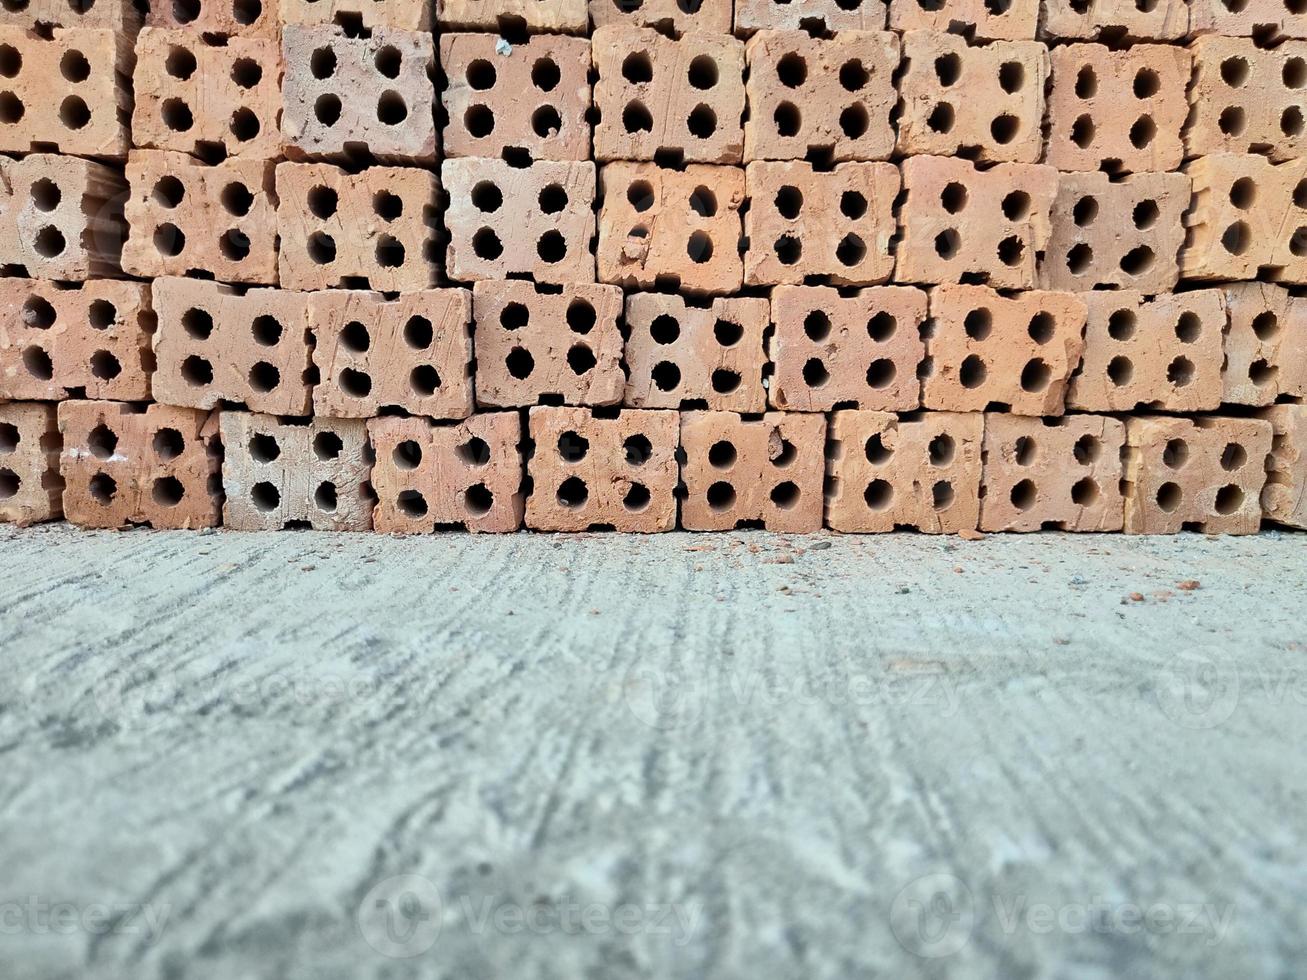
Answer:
0, 0, 1303, 534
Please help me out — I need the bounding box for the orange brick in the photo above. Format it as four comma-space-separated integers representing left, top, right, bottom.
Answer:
1189, 0, 1307, 40
733, 0, 886, 35
1187, 37, 1307, 163
0, 401, 62, 526
888, 0, 1038, 40
280, 0, 430, 29
436, 0, 587, 33
1041, 0, 1189, 41
147, 0, 276, 34
1220, 282, 1307, 406
1259, 403, 1307, 529
590, 0, 732, 34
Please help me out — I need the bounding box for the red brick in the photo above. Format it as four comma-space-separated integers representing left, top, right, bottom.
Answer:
0, 26, 129, 157
923, 284, 1086, 416
0, 278, 152, 401
58, 400, 221, 529
1068, 289, 1225, 414
1045, 43, 1190, 173
680, 410, 825, 531
146, 0, 276, 34
1181, 153, 1307, 285
472, 280, 624, 408
282, 26, 436, 163
1124, 415, 1271, 535
980, 412, 1125, 532
436, 0, 587, 32
152, 277, 312, 416
220, 412, 372, 531
897, 32, 1047, 165
825, 409, 982, 533
0, 153, 125, 281
0, 0, 139, 30
439, 33, 591, 162
526, 406, 678, 531
744, 30, 897, 163
597, 161, 744, 294
1220, 283, 1307, 406
1042, 171, 1188, 294
123, 151, 278, 285
768, 284, 925, 412
132, 29, 281, 161
276, 161, 438, 291
309, 288, 472, 419
280, 0, 429, 29
1187, 37, 1307, 163
592, 27, 744, 165
623, 292, 769, 412
590, 0, 732, 34
888, 0, 1038, 40
444, 158, 595, 285
895, 155, 1057, 289
369, 411, 524, 532
0, 401, 62, 525
1189, 0, 1307, 40
1041, 0, 1189, 41
744, 160, 897, 286
1259, 403, 1307, 529
733, 0, 886, 35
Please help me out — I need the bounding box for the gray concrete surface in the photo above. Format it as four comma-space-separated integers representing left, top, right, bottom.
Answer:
0, 522, 1305, 979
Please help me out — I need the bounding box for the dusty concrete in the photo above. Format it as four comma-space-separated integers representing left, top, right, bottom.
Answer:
0, 523, 1305, 978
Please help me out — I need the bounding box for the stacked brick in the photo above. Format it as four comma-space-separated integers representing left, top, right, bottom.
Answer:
0, 1, 1302, 537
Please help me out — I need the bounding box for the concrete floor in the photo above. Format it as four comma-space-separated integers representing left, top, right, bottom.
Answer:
0, 522, 1304, 979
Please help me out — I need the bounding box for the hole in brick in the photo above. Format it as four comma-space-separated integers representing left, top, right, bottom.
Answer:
1131, 199, 1159, 230
1166, 355, 1194, 387
770, 481, 800, 509
538, 184, 568, 214
1066, 242, 1093, 274
775, 185, 803, 219
990, 114, 1019, 145
532, 58, 560, 92
1010, 478, 1036, 511
172, 0, 199, 20
251, 481, 280, 512
652, 360, 681, 390
687, 104, 716, 139
1218, 106, 1245, 136
566, 300, 596, 335
1020, 358, 1050, 392
339, 367, 371, 397
219, 229, 251, 262
927, 433, 955, 466
311, 47, 336, 80
777, 52, 806, 88
28, 180, 61, 216
623, 51, 653, 84
1107, 355, 1133, 387
689, 186, 717, 217
802, 309, 830, 341
0, 92, 24, 124
153, 223, 185, 257
1131, 67, 1159, 99
840, 59, 868, 92
712, 318, 742, 347
464, 104, 495, 137
927, 103, 954, 133
19, 345, 49, 380
340, 320, 370, 353
687, 231, 713, 264
85, 469, 118, 505
469, 181, 504, 214
964, 307, 992, 340
505, 346, 534, 379
557, 476, 588, 508
88, 299, 116, 331
927, 479, 952, 510
149, 427, 183, 461
1293, 228, 1307, 257
467, 58, 495, 90
709, 440, 736, 468
537, 231, 566, 263
377, 92, 408, 126
1282, 106, 1304, 137
457, 436, 489, 466
959, 354, 986, 389
398, 314, 432, 350
32, 224, 67, 260
1075, 65, 1097, 99
463, 483, 493, 516
249, 361, 280, 392
59, 49, 90, 84
393, 440, 421, 469
234, 0, 262, 25
836, 234, 865, 266
711, 368, 740, 393
162, 98, 193, 132
866, 359, 895, 389
218, 181, 255, 218
934, 53, 961, 87
864, 432, 892, 464
567, 344, 596, 375
688, 55, 718, 90
410, 364, 440, 395
617, 481, 650, 514
0, 45, 19, 78
774, 102, 800, 137
308, 232, 337, 264
1218, 441, 1251, 473
940, 182, 967, 214
626, 180, 654, 212
307, 185, 338, 219
708, 480, 736, 511
773, 438, 796, 467
623, 100, 653, 134
840, 104, 868, 139
165, 46, 196, 80
934, 229, 960, 259
376, 235, 405, 267
775, 235, 802, 265
1070, 114, 1094, 149
1220, 57, 1249, 88
803, 357, 829, 387
152, 476, 185, 508
315, 93, 343, 127
500, 302, 529, 331
1215, 483, 1243, 514
1174, 311, 1201, 343
863, 479, 892, 510
90, 350, 121, 380
231, 58, 262, 89
862, 310, 895, 342
1284, 56, 1307, 89
1070, 477, 1099, 506
397, 490, 427, 517
1072, 196, 1098, 226
1107, 309, 1136, 341
1023, 311, 1054, 344
249, 433, 280, 463
314, 481, 338, 513
532, 105, 562, 139
836, 191, 868, 222
88, 423, 116, 459
22, 295, 55, 328
472, 228, 503, 259
373, 45, 402, 80
1120, 245, 1154, 275
1068, 434, 1101, 466
557, 430, 588, 461
1252, 310, 1280, 340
